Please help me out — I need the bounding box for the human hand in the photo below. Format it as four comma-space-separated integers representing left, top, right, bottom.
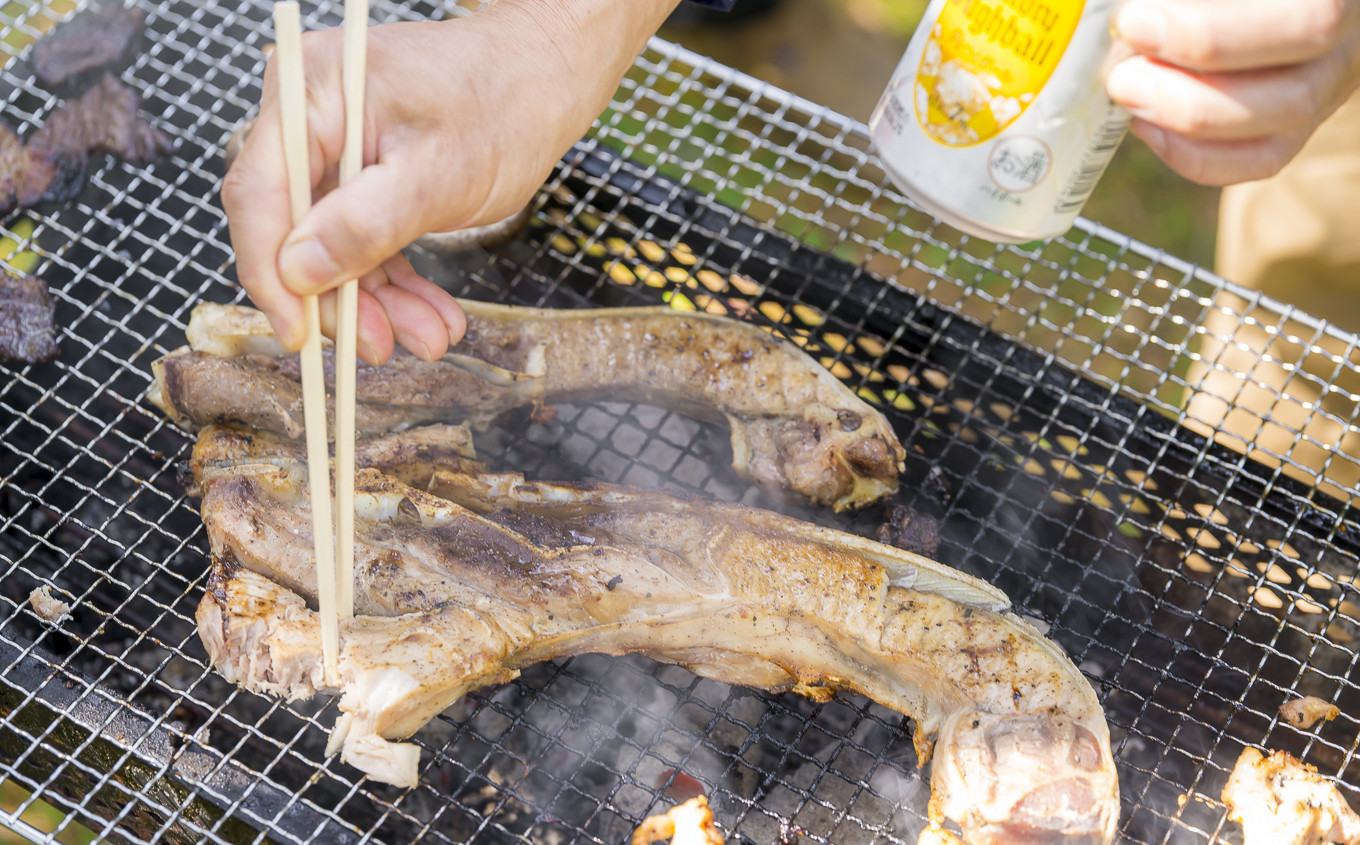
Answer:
1106, 0, 1360, 185
222, 0, 680, 363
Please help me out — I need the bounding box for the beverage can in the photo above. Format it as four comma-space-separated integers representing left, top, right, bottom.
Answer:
869, 0, 1130, 243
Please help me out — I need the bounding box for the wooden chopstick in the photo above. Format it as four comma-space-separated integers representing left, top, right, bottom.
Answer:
334, 0, 368, 621
272, 0, 340, 683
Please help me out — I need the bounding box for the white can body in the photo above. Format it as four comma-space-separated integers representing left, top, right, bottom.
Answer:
869, 0, 1130, 243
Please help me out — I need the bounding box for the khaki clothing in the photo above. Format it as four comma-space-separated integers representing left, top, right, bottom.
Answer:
1187, 93, 1360, 502
1216, 93, 1360, 332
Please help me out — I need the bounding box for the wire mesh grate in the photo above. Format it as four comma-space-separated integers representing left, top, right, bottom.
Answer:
2, 1, 1359, 844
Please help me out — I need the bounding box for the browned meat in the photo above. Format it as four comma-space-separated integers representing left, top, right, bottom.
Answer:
876, 503, 941, 557
1279, 696, 1340, 730
0, 269, 59, 363
1222, 748, 1360, 845
30, 6, 147, 92
191, 423, 1118, 843
30, 74, 173, 165
0, 122, 86, 214
154, 303, 906, 510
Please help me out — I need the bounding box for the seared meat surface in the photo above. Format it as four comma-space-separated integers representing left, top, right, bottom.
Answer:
155, 303, 905, 510
30, 74, 173, 165
1222, 748, 1360, 845
30, 5, 147, 91
192, 424, 1118, 844
0, 75, 169, 214
0, 269, 59, 363
0, 123, 84, 214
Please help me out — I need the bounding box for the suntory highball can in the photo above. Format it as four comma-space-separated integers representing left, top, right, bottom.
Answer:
869, 0, 1130, 243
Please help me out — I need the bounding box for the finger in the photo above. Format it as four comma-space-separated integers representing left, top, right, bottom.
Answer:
221, 83, 307, 350
1106, 55, 1340, 140
368, 283, 451, 361
381, 256, 468, 346
276, 152, 460, 297
317, 288, 396, 365
1128, 118, 1309, 185
1115, 0, 1359, 72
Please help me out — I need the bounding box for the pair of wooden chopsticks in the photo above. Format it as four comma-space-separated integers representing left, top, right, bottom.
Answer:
272, 0, 366, 683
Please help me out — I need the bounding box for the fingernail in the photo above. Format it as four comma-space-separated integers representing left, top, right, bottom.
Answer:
279, 237, 341, 294
268, 314, 303, 350
1114, 2, 1165, 52
400, 333, 435, 362
1105, 61, 1157, 121
358, 338, 382, 365
448, 323, 465, 347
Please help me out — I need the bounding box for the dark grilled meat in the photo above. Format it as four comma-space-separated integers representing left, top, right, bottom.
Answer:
30, 73, 173, 165
154, 303, 906, 510
876, 503, 941, 557
192, 423, 1118, 844
0, 269, 59, 363
30, 5, 147, 92
0, 122, 84, 214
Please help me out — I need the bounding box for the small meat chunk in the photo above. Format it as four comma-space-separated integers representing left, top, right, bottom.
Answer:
29, 586, 71, 623
31, 6, 147, 91
1280, 696, 1340, 730
0, 269, 59, 363
876, 503, 941, 557
1222, 747, 1360, 845
30, 73, 173, 165
632, 797, 724, 845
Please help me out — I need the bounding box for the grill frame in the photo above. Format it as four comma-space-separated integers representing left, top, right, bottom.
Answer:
2, 2, 1360, 844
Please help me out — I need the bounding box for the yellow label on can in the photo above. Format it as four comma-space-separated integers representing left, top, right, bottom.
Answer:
915, 0, 1085, 145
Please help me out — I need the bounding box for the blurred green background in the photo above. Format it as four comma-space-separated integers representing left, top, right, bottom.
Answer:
661, 0, 1222, 268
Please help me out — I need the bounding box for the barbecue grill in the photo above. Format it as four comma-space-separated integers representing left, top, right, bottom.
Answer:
3, 1, 1359, 843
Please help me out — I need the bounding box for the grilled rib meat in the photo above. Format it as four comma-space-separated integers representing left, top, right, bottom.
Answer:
193, 424, 1118, 844
154, 302, 905, 510
0, 269, 59, 363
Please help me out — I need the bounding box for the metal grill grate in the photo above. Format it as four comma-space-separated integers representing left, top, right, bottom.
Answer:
2, 2, 1359, 844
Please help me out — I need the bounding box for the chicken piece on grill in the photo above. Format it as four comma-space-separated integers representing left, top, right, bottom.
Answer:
154, 302, 905, 510
192, 423, 1118, 844
30, 5, 147, 91
0, 269, 59, 363
1222, 747, 1360, 845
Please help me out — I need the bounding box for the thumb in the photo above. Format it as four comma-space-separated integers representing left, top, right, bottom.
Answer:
276, 155, 469, 296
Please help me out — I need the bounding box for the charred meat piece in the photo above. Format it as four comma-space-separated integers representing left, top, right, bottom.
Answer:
30, 73, 173, 165
0, 269, 59, 363
153, 303, 906, 510
0, 122, 85, 214
876, 503, 941, 557
1222, 748, 1360, 845
30, 5, 147, 92
192, 423, 1118, 843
